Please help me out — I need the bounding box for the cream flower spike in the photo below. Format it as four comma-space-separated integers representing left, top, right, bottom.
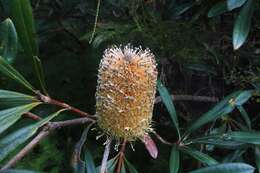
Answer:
96, 44, 158, 141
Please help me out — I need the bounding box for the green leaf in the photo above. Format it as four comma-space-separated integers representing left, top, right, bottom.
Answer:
71, 123, 93, 173
0, 89, 37, 105
189, 131, 260, 147
0, 102, 40, 135
222, 149, 246, 163
125, 158, 138, 173
170, 145, 180, 173
10, 0, 47, 93
157, 80, 180, 139
225, 131, 260, 145
85, 150, 97, 173
172, 2, 194, 17
183, 90, 252, 137
233, 90, 252, 106
189, 137, 245, 149
227, 0, 248, 10
237, 106, 251, 129
121, 163, 126, 173
0, 109, 65, 161
180, 147, 218, 166
233, 0, 255, 50
0, 56, 34, 91
189, 163, 255, 173
32, 55, 47, 94
36, 109, 67, 127
185, 64, 217, 75
0, 18, 18, 63
255, 147, 260, 173
0, 124, 37, 162
208, 2, 228, 18
72, 124, 94, 173
0, 170, 40, 173
10, 0, 38, 57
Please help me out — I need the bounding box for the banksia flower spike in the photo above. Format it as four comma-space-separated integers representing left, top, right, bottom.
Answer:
96, 45, 158, 142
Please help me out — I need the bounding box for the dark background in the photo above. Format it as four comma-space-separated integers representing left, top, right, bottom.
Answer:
0, 0, 259, 172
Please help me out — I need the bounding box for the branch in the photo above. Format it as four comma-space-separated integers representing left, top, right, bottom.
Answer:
100, 139, 112, 173
23, 112, 42, 120
36, 91, 96, 119
154, 94, 218, 104
153, 131, 174, 145
1, 117, 95, 170
116, 139, 127, 173
71, 123, 94, 171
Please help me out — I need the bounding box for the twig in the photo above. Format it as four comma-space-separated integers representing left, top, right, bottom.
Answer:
51, 118, 95, 128
23, 112, 42, 121
100, 139, 112, 173
36, 91, 96, 119
1, 118, 95, 170
71, 123, 94, 171
89, 0, 101, 43
154, 94, 218, 104
153, 131, 174, 145
116, 139, 127, 173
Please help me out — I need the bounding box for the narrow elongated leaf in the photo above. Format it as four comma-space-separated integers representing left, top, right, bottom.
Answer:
255, 147, 260, 173
185, 64, 217, 75
0, 124, 37, 161
0, 56, 34, 91
33, 56, 47, 94
172, 2, 194, 17
170, 145, 180, 173
227, 0, 248, 10
190, 131, 260, 146
157, 80, 180, 139
0, 18, 17, 62
0, 89, 37, 105
233, 90, 252, 106
85, 150, 97, 173
226, 131, 260, 145
0, 109, 65, 161
222, 149, 246, 163
0, 102, 40, 134
208, 2, 228, 18
34, 109, 66, 127
0, 170, 40, 173
189, 163, 255, 173
237, 106, 251, 129
10, 0, 38, 57
189, 137, 245, 149
180, 147, 218, 166
10, 0, 47, 93
125, 159, 138, 173
233, 0, 255, 50
72, 124, 94, 173
121, 163, 126, 173
184, 90, 252, 137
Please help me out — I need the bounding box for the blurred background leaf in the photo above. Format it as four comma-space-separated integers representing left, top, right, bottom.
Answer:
0, 18, 17, 63
10, 0, 46, 93
232, 0, 255, 50
189, 163, 255, 173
